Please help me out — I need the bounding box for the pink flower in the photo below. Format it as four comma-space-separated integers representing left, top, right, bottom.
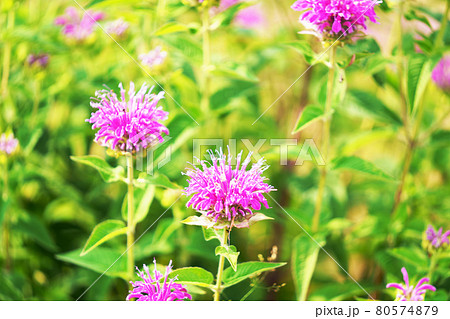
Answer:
183, 148, 276, 224
105, 18, 129, 37
386, 267, 436, 301
127, 260, 192, 301
291, 0, 381, 39
139, 47, 168, 68
0, 133, 19, 155
235, 5, 266, 29
87, 82, 169, 152
54, 6, 104, 41
426, 225, 450, 249
431, 55, 450, 92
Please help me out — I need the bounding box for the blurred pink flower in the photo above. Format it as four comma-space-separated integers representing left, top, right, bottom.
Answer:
139, 47, 168, 68
386, 267, 435, 301
54, 6, 104, 40
426, 225, 450, 248
0, 133, 19, 155
105, 18, 129, 37
432, 55, 450, 92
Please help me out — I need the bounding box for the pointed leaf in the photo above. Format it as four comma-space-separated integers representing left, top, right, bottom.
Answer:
407, 55, 432, 114
292, 235, 325, 301
292, 105, 327, 134
122, 184, 155, 223
71, 155, 125, 183
137, 172, 180, 189
216, 245, 240, 271
168, 267, 214, 288
285, 41, 319, 65
154, 22, 188, 36
332, 156, 395, 180
57, 247, 127, 279
222, 261, 287, 287
346, 90, 402, 126
81, 220, 127, 256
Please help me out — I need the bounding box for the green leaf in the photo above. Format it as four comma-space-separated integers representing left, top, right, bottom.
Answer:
70, 155, 125, 183
291, 235, 324, 301
81, 220, 127, 256
292, 105, 326, 134
407, 54, 432, 114
216, 245, 240, 271
168, 267, 214, 288
202, 227, 222, 242
332, 156, 395, 180
154, 22, 188, 36
346, 90, 402, 126
137, 172, 180, 189
388, 246, 428, 270
285, 41, 319, 65
57, 247, 127, 279
222, 261, 286, 287
122, 184, 155, 223
13, 214, 57, 252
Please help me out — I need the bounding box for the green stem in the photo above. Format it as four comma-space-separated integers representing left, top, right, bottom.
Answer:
312, 46, 336, 233
31, 79, 41, 127
391, 69, 428, 217
1, 8, 15, 98
214, 228, 228, 301
155, 0, 166, 28
436, 0, 450, 50
200, 6, 211, 114
126, 153, 135, 280
2, 158, 10, 271
427, 253, 438, 281
396, 0, 410, 137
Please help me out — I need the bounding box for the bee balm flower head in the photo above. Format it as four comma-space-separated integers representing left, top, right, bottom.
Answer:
87, 82, 169, 153
386, 267, 436, 301
127, 260, 192, 301
291, 0, 381, 41
183, 148, 276, 229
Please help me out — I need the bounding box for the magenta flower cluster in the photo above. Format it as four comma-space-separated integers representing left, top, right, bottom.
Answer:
431, 55, 450, 92
386, 267, 435, 301
291, 0, 381, 38
183, 149, 275, 223
426, 225, 450, 249
54, 6, 104, 40
87, 82, 169, 152
127, 260, 192, 301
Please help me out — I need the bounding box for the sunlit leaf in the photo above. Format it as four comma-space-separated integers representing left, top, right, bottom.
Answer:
81, 220, 127, 256
70, 155, 125, 183
168, 267, 214, 288
222, 261, 286, 287
332, 156, 395, 180
291, 234, 324, 301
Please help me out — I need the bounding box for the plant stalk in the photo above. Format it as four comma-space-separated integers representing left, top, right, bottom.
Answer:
2, 158, 11, 271
436, 0, 450, 50
200, 6, 211, 114
1, 8, 15, 98
312, 45, 337, 233
396, 0, 409, 136
214, 228, 228, 301
126, 153, 135, 280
